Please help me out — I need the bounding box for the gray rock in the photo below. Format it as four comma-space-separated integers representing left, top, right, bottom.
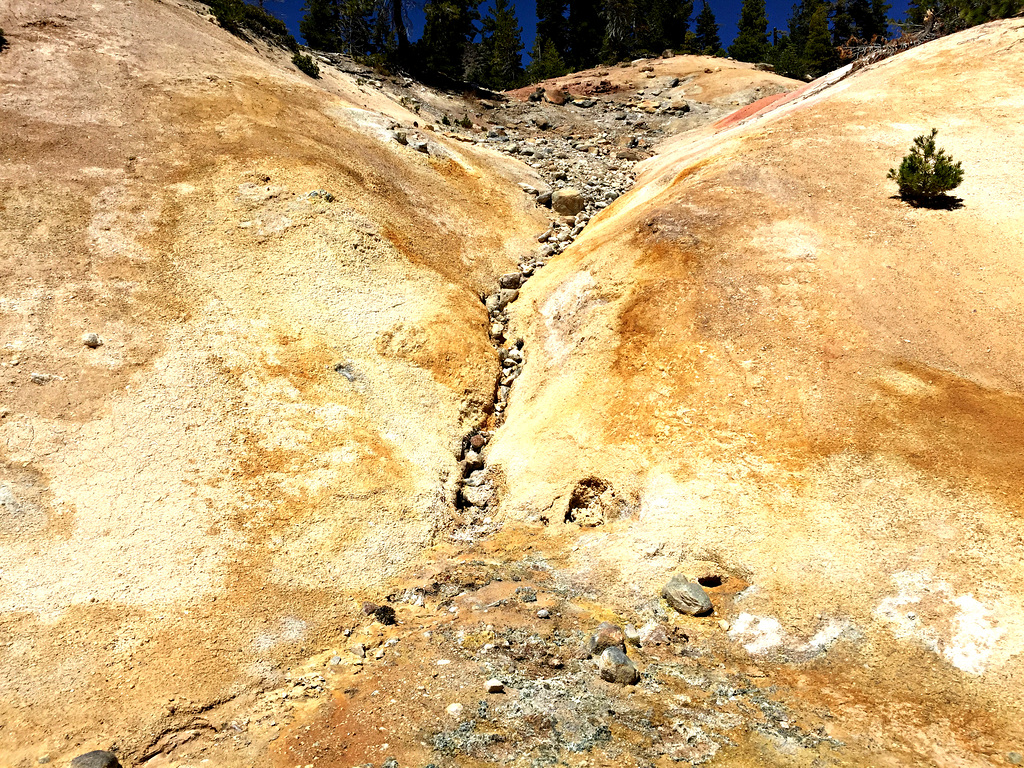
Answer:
598, 646, 640, 685
552, 188, 585, 216
392, 130, 408, 145
537, 190, 552, 207
493, 289, 519, 312
537, 609, 551, 619
498, 273, 521, 289
661, 574, 712, 616
410, 140, 429, 154
490, 323, 504, 338
82, 332, 103, 348
70, 753, 122, 768
464, 469, 488, 487
464, 450, 485, 469
1007, 752, 1023, 766
485, 678, 505, 693
351, 643, 366, 658
587, 621, 626, 656
461, 483, 493, 509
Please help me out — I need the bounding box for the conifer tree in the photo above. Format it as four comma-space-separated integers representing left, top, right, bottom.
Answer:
847, 0, 888, 40
527, 36, 569, 81
536, 0, 570, 59
567, 0, 606, 67
636, 0, 694, 53
479, 0, 524, 89
693, 0, 722, 54
602, 0, 638, 61
728, 0, 770, 61
418, 0, 480, 79
300, 0, 342, 51
830, 0, 854, 44
801, 0, 836, 75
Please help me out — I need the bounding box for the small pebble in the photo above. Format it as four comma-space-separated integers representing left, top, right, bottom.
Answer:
485, 678, 505, 693
82, 332, 103, 348
537, 609, 551, 619
446, 702, 464, 717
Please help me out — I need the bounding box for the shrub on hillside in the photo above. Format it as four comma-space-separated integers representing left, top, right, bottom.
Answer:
887, 128, 964, 204
203, 0, 299, 51
292, 52, 320, 78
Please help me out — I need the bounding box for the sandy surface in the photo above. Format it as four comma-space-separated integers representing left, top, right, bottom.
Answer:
491, 17, 1024, 765
1, 2, 1023, 766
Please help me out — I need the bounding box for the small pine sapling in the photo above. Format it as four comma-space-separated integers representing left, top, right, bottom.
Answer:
292, 52, 320, 78
887, 128, 964, 204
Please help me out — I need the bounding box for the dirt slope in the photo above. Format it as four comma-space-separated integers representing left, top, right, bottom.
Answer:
490, 17, 1024, 765
0, 0, 551, 761
2, 1, 1023, 766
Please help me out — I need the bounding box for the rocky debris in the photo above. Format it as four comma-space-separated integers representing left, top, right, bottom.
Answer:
587, 621, 627, 656
446, 702, 464, 718
485, 678, 505, 693
351, 643, 366, 657
598, 646, 640, 684
69, 752, 122, 768
514, 586, 538, 603
82, 332, 103, 348
306, 189, 335, 202
551, 188, 585, 215
661, 574, 713, 616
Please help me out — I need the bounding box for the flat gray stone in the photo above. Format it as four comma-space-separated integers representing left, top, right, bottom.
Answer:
70, 753, 121, 768
661, 574, 712, 616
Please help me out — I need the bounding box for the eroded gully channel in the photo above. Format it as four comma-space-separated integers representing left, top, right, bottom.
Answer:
447, 138, 640, 538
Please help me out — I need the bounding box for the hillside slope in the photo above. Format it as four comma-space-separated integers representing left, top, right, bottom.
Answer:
2, 1, 1023, 766
491, 17, 1024, 765
0, 0, 552, 760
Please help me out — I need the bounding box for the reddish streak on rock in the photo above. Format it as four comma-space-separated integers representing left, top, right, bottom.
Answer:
712, 79, 817, 131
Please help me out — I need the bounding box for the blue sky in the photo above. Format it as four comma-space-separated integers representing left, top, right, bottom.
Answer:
266, 0, 912, 55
